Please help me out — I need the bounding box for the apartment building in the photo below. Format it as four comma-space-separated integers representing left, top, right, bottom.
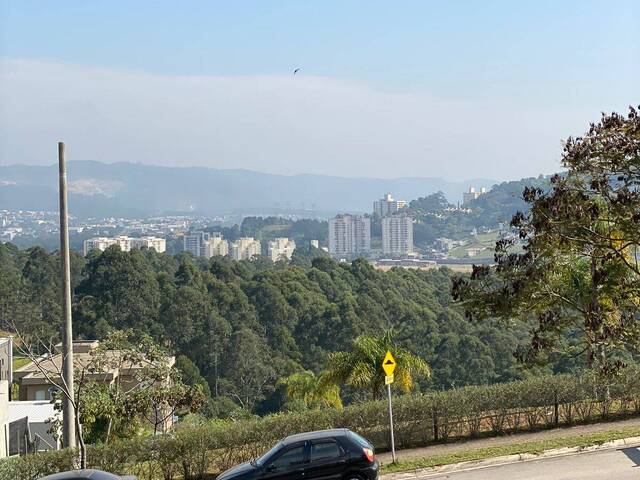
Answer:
328, 214, 371, 258
203, 233, 229, 258
133, 236, 166, 252
382, 214, 414, 257
267, 237, 296, 261
83, 236, 166, 255
0, 336, 12, 389
230, 237, 261, 261
0, 379, 7, 458
462, 187, 487, 205
373, 193, 406, 217
0, 335, 10, 457
13, 341, 176, 435
0, 337, 62, 456
14, 340, 175, 401
183, 231, 210, 257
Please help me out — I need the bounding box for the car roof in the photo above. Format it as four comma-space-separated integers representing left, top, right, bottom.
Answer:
282, 428, 351, 445
39, 470, 123, 480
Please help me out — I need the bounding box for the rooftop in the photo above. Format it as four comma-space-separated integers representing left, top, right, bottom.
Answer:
8, 400, 59, 423
15, 340, 175, 384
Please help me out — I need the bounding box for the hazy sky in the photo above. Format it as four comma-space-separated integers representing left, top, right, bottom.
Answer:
0, 1, 638, 181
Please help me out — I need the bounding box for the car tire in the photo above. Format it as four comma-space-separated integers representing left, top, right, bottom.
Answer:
345, 475, 364, 480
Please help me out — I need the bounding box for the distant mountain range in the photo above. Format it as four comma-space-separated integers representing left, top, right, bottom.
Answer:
0, 161, 497, 218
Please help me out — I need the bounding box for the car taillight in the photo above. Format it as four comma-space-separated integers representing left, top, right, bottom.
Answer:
363, 447, 375, 462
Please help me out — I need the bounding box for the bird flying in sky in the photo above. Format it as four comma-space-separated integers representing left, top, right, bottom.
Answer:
293, 68, 301, 76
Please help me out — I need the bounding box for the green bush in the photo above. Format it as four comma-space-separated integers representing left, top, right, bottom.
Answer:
0, 449, 76, 480
3, 369, 640, 480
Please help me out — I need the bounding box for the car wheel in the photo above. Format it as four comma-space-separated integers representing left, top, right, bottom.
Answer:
345, 475, 364, 480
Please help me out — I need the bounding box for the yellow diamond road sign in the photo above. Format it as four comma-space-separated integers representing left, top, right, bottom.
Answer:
382, 350, 396, 376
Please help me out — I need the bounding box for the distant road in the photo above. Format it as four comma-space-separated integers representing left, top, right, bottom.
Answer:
416, 443, 640, 479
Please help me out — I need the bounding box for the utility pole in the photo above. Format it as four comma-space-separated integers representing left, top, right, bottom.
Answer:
58, 141, 76, 450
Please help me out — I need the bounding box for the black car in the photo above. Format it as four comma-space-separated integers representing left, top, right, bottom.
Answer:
217, 428, 379, 480
39, 470, 136, 480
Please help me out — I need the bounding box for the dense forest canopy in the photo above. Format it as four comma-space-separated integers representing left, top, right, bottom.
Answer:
1, 242, 579, 415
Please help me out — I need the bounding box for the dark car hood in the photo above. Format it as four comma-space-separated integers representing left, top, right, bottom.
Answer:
217, 461, 258, 480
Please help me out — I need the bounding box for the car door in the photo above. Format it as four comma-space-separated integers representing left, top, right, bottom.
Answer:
304, 439, 345, 480
260, 442, 307, 480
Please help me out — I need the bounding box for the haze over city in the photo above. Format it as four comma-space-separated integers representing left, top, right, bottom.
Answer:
3, 2, 640, 480
1, 1, 638, 181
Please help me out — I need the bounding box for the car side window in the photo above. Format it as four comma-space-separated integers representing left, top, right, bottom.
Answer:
271, 444, 305, 468
310, 441, 342, 462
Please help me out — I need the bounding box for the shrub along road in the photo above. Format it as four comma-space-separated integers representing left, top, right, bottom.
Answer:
378, 417, 640, 466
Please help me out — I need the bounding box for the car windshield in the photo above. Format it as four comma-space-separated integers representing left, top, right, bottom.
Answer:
255, 441, 283, 466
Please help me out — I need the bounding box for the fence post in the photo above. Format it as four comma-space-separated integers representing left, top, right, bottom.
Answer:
554, 393, 559, 427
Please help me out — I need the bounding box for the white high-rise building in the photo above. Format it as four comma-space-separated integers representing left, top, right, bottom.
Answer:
373, 193, 406, 217
133, 236, 167, 253
328, 214, 371, 258
83, 236, 166, 256
203, 234, 229, 258
183, 231, 210, 257
382, 214, 413, 257
230, 237, 261, 261
268, 238, 296, 262
462, 187, 487, 205
84, 237, 116, 255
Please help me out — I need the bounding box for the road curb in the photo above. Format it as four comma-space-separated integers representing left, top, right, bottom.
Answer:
380, 435, 640, 479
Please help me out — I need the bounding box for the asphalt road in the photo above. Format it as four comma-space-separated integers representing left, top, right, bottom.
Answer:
417, 443, 640, 479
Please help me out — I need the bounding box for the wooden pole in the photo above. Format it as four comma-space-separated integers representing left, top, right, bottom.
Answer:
58, 141, 76, 450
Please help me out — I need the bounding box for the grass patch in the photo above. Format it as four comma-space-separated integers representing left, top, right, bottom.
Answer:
381, 426, 640, 474
447, 232, 498, 260
13, 356, 31, 369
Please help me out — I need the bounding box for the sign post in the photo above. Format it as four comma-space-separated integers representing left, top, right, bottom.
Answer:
382, 350, 397, 463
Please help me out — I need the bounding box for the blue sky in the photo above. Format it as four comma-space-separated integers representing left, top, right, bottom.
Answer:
0, 1, 638, 180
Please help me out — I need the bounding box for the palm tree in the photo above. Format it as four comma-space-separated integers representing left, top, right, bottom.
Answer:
280, 370, 343, 409
321, 330, 430, 400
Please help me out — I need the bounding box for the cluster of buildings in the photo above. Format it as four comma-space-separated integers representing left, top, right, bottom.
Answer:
183, 231, 296, 262
83, 235, 166, 255
328, 193, 413, 259
0, 336, 176, 457
80, 231, 298, 263
1, 210, 57, 242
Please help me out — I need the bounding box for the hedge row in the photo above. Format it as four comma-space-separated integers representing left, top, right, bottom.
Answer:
4, 369, 640, 480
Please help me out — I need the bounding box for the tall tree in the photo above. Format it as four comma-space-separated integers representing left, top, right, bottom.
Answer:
453, 107, 640, 375
220, 328, 276, 411
75, 246, 162, 337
